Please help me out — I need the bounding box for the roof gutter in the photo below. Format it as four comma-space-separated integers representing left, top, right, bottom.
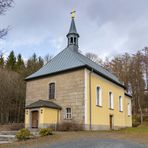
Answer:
89, 69, 93, 130
124, 92, 132, 98
25, 66, 86, 81
25, 65, 126, 89
85, 66, 126, 89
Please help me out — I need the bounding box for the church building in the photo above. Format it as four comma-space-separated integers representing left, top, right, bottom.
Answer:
25, 12, 132, 130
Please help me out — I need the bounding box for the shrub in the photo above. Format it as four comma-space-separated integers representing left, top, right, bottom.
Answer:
132, 122, 140, 127
132, 115, 140, 127
57, 122, 83, 131
143, 116, 148, 122
16, 128, 31, 140
39, 128, 53, 137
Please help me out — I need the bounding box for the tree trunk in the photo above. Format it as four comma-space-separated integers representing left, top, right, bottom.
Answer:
138, 96, 143, 124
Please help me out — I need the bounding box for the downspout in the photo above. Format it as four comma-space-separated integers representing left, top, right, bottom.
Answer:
56, 110, 60, 131
89, 69, 93, 130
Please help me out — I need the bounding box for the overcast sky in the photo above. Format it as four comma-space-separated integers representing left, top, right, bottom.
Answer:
0, 0, 148, 60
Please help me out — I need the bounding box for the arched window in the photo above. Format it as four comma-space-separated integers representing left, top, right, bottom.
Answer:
96, 86, 102, 106
70, 37, 73, 44
74, 37, 76, 44
109, 92, 114, 109
128, 103, 131, 116
49, 82, 55, 99
119, 96, 123, 111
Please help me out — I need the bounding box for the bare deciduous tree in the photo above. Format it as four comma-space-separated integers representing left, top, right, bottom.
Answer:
85, 52, 103, 65
104, 49, 148, 124
0, 0, 13, 39
44, 54, 53, 65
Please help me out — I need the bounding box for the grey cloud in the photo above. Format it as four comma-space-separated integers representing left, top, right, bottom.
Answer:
0, 0, 148, 59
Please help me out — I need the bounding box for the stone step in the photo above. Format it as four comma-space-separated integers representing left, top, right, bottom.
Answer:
0, 135, 15, 138
0, 131, 16, 144
0, 131, 17, 135
0, 141, 12, 144
0, 134, 15, 144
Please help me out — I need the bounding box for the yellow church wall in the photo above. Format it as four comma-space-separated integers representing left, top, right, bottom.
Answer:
25, 109, 30, 128
40, 108, 59, 125
25, 108, 59, 128
85, 70, 132, 129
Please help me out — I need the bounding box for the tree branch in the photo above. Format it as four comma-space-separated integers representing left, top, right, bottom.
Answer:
0, 0, 13, 15
0, 28, 8, 39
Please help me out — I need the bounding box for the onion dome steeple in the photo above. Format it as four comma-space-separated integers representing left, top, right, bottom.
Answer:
67, 9, 79, 52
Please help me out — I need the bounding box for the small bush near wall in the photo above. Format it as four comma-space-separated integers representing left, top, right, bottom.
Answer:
16, 128, 31, 140
57, 122, 84, 131
39, 128, 53, 137
132, 116, 141, 127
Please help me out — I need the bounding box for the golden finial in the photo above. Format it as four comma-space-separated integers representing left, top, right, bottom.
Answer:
70, 9, 76, 18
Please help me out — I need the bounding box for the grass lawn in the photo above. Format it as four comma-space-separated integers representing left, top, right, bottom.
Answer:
119, 127, 148, 134
117, 122, 148, 135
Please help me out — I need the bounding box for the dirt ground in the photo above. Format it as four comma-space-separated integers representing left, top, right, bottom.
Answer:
0, 130, 148, 148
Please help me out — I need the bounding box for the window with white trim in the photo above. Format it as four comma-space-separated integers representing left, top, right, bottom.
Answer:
128, 103, 131, 116
109, 92, 114, 109
65, 108, 72, 119
96, 86, 102, 106
119, 96, 123, 111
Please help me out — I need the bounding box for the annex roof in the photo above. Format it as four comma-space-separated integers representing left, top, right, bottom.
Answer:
25, 100, 62, 110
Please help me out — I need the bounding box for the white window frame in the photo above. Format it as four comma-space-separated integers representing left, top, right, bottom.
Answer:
65, 107, 72, 119
96, 86, 102, 106
109, 91, 114, 109
119, 96, 123, 112
128, 103, 131, 116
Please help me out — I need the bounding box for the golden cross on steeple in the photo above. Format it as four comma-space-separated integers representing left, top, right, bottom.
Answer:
71, 9, 76, 18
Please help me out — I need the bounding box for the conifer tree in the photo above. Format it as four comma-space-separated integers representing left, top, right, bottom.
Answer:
38, 56, 44, 67
26, 53, 44, 76
16, 54, 25, 73
6, 51, 16, 70
0, 54, 4, 68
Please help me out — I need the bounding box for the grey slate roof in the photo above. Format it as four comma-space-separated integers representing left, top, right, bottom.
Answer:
25, 100, 62, 109
67, 18, 79, 36
26, 17, 124, 88
26, 45, 124, 88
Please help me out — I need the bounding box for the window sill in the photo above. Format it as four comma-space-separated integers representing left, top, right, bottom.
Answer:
49, 98, 56, 100
96, 105, 102, 107
64, 118, 72, 120
109, 108, 114, 110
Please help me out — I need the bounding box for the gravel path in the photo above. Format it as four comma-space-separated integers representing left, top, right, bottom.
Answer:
36, 138, 147, 148
1, 132, 148, 148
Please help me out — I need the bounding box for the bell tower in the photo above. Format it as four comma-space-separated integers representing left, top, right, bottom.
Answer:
66, 9, 79, 51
